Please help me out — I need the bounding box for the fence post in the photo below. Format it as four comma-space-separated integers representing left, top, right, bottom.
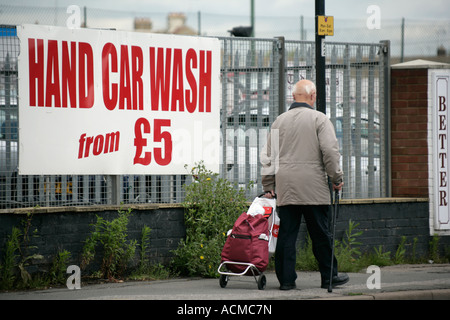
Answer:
110, 175, 121, 205
276, 36, 285, 116
380, 40, 391, 197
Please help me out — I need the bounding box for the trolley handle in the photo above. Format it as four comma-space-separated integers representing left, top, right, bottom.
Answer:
258, 192, 277, 199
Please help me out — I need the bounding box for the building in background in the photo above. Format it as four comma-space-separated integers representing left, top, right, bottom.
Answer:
133, 13, 196, 35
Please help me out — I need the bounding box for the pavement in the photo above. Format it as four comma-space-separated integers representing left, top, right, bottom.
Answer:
0, 263, 449, 300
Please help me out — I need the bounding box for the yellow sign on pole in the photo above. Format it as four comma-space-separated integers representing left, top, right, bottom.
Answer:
318, 16, 334, 36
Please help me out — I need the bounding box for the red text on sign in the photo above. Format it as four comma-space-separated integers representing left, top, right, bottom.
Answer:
134, 118, 172, 166
78, 131, 120, 159
102, 43, 144, 111
438, 95, 448, 206
149, 47, 212, 113
28, 38, 94, 108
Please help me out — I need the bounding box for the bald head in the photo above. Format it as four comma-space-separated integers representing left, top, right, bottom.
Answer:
292, 80, 317, 107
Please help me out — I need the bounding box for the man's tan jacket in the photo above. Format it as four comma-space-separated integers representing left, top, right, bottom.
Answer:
260, 102, 343, 206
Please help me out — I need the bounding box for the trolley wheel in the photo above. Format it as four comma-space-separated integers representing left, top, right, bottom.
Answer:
219, 274, 228, 288
257, 274, 266, 290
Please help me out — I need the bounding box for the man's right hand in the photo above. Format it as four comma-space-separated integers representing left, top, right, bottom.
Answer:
333, 182, 344, 191
263, 190, 276, 199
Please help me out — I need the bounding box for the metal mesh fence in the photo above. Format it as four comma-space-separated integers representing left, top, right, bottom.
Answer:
219, 37, 280, 198
0, 26, 20, 208
0, 20, 389, 208
322, 41, 387, 199
282, 40, 387, 199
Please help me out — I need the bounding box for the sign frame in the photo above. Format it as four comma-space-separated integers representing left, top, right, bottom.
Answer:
429, 69, 450, 234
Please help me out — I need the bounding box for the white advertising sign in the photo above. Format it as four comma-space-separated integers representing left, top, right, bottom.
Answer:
17, 24, 221, 175
431, 69, 450, 231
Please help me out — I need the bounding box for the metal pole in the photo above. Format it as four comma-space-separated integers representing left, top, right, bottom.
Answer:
277, 37, 285, 116
400, 17, 405, 63
381, 40, 392, 197
250, 0, 255, 37
198, 11, 201, 36
315, 0, 326, 114
83, 6, 87, 28
300, 15, 305, 40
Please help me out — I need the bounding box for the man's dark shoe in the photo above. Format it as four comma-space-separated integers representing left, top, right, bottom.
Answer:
321, 273, 349, 289
280, 283, 296, 290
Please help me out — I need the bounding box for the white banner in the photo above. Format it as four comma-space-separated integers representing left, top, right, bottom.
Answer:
17, 24, 221, 175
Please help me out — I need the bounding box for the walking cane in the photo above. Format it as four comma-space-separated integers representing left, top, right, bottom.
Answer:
328, 186, 340, 293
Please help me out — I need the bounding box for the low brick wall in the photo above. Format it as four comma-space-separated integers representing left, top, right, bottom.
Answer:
298, 198, 444, 257
0, 204, 186, 274
0, 198, 449, 275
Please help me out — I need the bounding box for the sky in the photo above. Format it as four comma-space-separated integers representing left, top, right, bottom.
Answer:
2, 0, 449, 56
3, 0, 450, 20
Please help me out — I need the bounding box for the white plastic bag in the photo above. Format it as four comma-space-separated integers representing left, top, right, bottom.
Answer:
247, 196, 279, 254
268, 205, 279, 254
247, 202, 265, 216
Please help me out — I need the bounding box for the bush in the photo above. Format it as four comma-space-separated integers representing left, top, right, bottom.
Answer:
171, 162, 252, 277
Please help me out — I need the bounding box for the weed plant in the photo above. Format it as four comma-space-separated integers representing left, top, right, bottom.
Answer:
47, 250, 71, 285
128, 226, 170, 280
0, 213, 43, 290
81, 207, 137, 280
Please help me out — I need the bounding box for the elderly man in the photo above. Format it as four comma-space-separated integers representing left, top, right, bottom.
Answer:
261, 79, 348, 290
